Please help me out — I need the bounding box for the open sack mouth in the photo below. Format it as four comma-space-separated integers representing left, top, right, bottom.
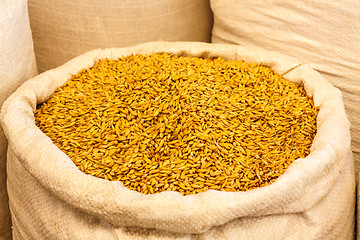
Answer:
1, 42, 352, 235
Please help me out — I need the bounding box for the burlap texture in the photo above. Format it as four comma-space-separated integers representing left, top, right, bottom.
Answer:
210, 0, 360, 176
28, 0, 213, 73
0, 0, 37, 239
1, 41, 354, 239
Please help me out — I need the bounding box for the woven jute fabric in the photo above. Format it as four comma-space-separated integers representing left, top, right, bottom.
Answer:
210, 0, 360, 176
28, 0, 213, 73
1, 41, 354, 239
0, 0, 37, 239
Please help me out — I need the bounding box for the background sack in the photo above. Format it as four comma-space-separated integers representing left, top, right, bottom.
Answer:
0, 0, 37, 239
210, 0, 360, 174
28, 0, 213, 73
1, 42, 354, 239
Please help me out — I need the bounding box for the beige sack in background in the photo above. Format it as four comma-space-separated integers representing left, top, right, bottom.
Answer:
1, 41, 354, 239
28, 0, 213, 73
210, 0, 360, 174
0, 0, 37, 239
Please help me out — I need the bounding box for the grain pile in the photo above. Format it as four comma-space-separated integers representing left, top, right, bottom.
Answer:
35, 53, 319, 195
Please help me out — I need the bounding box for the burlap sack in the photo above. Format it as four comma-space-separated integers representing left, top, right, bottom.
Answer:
210, 0, 360, 175
1, 42, 354, 239
0, 0, 37, 239
28, 0, 213, 73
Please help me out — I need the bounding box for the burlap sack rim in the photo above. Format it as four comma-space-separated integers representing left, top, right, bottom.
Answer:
0, 41, 351, 234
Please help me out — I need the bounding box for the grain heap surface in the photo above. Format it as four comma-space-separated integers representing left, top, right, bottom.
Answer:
35, 53, 319, 195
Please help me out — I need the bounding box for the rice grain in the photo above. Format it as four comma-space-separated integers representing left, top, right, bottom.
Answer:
35, 53, 319, 195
